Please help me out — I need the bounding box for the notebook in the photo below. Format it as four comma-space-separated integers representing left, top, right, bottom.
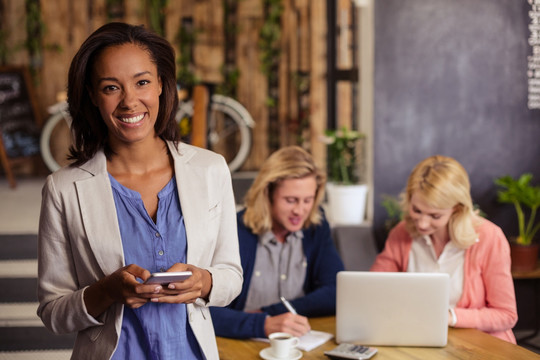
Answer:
336, 271, 450, 347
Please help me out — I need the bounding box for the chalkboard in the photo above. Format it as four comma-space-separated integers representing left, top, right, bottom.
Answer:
373, 0, 540, 248
0, 66, 41, 158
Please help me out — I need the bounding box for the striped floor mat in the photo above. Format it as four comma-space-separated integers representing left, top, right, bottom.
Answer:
0, 234, 74, 359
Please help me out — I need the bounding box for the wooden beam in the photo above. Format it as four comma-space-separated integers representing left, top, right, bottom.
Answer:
236, 0, 268, 170
309, 0, 327, 169
336, 0, 354, 131
191, 84, 209, 149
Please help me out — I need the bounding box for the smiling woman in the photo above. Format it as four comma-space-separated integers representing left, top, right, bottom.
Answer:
36, 23, 242, 360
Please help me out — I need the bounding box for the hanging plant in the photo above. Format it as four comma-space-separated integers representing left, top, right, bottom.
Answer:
147, 0, 168, 37
217, 65, 240, 98
216, 0, 240, 98
258, 0, 282, 84
25, 0, 44, 84
175, 17, 200, 91
293, 70, 311, 146
259, 0, 283, 151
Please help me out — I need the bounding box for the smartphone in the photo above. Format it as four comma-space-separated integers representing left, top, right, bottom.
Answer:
144, 271, 192, 285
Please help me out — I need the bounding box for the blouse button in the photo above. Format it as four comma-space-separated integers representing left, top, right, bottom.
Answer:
158, 250, 164, 256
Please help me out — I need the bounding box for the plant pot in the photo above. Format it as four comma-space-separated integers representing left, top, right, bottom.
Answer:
326, 183, 368, 225
510, 243, 539, 273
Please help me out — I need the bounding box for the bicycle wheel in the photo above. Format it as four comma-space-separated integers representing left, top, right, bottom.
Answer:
176, 94, 254, 172
40, 103, 73, 172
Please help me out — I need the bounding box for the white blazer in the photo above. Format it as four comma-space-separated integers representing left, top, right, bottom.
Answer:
37, 141, 243, 360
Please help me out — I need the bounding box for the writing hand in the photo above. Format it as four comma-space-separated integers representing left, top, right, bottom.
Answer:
264, 312, 311, 337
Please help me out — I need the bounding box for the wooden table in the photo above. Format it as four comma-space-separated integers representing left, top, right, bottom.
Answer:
217, 316, 540, 359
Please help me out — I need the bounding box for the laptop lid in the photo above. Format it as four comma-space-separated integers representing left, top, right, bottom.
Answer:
336, 271, 450, 347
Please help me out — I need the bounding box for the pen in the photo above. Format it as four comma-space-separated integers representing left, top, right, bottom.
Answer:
280, 296, 298, 315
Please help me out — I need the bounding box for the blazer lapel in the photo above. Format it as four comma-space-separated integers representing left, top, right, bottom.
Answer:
76, 153, 124, 275
170, 143, 210, 263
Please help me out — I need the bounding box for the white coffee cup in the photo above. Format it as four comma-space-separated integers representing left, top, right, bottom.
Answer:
268, 332, 299, 358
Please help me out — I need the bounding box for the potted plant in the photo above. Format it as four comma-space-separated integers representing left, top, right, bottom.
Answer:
495, 173, 540, 272
320, 126, 367, 225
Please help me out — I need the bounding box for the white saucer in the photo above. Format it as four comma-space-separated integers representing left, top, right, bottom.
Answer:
259, 347, 302, 360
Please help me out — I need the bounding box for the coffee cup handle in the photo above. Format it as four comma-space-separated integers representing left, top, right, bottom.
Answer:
291, 337, 300, 347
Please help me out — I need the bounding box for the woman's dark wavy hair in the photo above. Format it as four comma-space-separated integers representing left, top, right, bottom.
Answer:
67, 22, 180, 165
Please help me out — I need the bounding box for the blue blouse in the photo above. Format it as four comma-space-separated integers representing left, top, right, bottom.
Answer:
109, 174, 203, 360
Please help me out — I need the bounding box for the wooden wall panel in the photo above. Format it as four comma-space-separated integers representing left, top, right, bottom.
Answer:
193, 0, 224, 83
296, 0, 310, 72
164, 1, 183, 56
39, 0, 71, 122
278, 0, 295, 147
89, 0, 107, 32
3, 0, 332, 170
37, 0, 108, 120
124, 0, 144, 26
1, 0, 28, 66
71, 1, 90, 52
164, 0, 195, 63
236, 0, 268, 170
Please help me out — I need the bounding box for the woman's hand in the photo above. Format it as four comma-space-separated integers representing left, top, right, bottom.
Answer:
103, 264, 166, 308
149, 263, 213, 304
84, 264, 160, 317
264, 312, 311, 337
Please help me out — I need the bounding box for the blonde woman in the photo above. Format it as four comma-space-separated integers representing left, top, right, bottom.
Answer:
371, 155, 518, 343
210, 146, 345, 339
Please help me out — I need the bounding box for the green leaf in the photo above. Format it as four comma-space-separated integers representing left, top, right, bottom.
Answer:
323, 126, 365, 185
494, 173, 540, 245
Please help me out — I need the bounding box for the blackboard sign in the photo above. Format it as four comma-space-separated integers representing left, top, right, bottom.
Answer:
0, 66, 41, 158
373, 0, 540, 248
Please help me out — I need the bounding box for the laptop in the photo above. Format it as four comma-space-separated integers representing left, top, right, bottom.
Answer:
336, 271, 450, 347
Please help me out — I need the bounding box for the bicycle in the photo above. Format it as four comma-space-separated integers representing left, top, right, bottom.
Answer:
175, 86, 255, 172
40, 88, 255, 173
